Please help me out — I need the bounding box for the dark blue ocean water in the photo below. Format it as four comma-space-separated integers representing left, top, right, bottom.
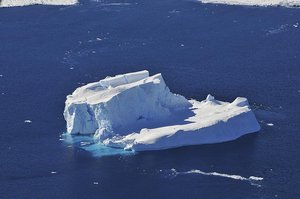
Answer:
0, 0, 300, 198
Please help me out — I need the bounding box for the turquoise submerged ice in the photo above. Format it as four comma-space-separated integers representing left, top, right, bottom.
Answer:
64, 70, 260, 152
62, 134, 134, 157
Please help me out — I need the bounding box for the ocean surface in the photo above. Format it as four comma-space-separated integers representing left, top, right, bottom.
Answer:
0, 0, 300, 198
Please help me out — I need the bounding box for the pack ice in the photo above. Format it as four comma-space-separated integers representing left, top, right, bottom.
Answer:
64, 71, 260, 151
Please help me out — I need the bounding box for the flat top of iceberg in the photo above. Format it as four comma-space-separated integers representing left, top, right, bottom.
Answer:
198, 0, 300, 7
64, 70, 260, 152
67, 70, 151, 104
0, 0, 78, 7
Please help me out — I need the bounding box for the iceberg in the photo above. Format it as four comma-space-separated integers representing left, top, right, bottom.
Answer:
198, 0, 300, 8
0, 0, 77, 7
64, 70, 260, 152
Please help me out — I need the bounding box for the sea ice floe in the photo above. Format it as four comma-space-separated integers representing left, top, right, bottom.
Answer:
170, 168, 263, 187
0, 0, 77, 7
198, 0, 300, 8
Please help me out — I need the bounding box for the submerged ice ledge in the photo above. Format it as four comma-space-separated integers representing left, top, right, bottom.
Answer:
64, 70, 260, 152
0, 0, 78, 7
198, 0, 300, 8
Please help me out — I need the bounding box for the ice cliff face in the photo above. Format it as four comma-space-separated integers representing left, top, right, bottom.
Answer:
64, 71, 190, 139
64, 70, 260, 151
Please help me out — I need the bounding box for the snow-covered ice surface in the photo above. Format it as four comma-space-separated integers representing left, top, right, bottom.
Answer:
64, 70, 260, 153
0, 0, 77, 7
198, 0, 300, 7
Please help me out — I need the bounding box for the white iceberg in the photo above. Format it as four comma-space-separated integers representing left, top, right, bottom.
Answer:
198, 0, 300, 7
0, 0, 77, 7
64, 70, 260, 151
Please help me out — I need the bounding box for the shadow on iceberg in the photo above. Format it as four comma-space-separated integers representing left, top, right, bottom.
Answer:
114, 107, 197, 137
